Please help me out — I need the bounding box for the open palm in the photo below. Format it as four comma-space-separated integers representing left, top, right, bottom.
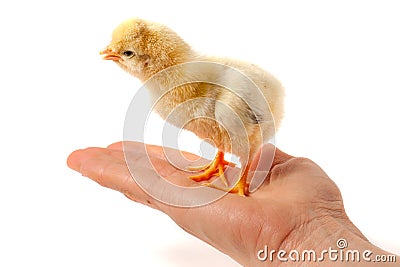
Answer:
67, 141, 367, 266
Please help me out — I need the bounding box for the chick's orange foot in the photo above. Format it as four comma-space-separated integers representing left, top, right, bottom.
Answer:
188, 151, 234, 187
228, 179, 249, 196
203, 179, 249, 197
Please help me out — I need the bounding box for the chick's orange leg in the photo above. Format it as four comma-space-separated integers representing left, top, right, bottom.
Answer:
189, 151, 233, 186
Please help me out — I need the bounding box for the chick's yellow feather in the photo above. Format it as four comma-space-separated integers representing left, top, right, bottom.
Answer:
101, 18, 284, 195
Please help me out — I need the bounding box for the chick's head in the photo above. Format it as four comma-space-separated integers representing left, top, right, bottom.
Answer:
100, 18, 192, 79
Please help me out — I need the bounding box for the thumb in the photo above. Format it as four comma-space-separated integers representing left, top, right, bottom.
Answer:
247, 144, 294, 192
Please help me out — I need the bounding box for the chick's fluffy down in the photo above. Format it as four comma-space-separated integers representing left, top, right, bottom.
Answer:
102, 18, 284, 163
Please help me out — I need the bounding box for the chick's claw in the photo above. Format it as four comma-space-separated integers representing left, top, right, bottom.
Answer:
201, 180, 249, 197
199, 161, 250, 197
188, 151, 234, 187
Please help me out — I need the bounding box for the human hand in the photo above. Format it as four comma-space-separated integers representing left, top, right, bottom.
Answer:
67, 142, 399, 266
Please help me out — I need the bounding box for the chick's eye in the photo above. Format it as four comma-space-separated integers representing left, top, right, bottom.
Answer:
122, 51, 135, 58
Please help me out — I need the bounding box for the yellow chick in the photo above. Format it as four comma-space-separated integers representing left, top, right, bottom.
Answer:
100, 18, 284, 196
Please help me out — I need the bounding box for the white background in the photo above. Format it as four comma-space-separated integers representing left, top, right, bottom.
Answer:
1, 0, 399, 266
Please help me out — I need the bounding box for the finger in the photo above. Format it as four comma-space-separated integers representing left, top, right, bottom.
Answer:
247, 144, 293, 175
246, 144, 294, 192
67, 146, 247, 256
108, 141, 165, 155
68, 147, 126, 168
67, 147, 111, 171
272, 146, 294, 167
67, 147, 153, 205
67, 148, 127, 190
107, 141, 123, 150
67, 146, 207, 209
108, 141, 163, 162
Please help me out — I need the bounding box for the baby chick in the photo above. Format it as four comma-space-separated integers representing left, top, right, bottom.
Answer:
100, 18, 284, 196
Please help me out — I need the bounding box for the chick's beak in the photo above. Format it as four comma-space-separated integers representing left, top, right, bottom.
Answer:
100, 48, 121, 61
